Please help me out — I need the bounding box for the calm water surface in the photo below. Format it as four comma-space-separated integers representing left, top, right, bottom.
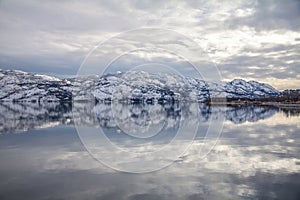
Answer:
0, 102, 299, 199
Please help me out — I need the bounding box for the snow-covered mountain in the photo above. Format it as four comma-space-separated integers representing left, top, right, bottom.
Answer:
90, 71, 210, 103
0, 69, 72, 102
208, 79, 281, 99
0, 69, 281, 102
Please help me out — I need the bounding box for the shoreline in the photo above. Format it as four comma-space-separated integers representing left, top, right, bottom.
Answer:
209, 101, 300, 108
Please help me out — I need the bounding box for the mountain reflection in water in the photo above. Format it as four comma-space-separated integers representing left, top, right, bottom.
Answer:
0, 102, 292, 133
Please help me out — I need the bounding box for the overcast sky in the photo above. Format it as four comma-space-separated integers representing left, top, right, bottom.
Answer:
0, 0, 299, 89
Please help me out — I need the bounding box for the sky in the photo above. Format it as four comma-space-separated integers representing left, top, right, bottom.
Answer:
0, 0, 299, 90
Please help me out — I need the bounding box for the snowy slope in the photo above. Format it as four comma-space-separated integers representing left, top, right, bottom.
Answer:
225, 79, 280, 99
208, 79, 280, 99
0, 69, 72, 102
91, 71, 210, 103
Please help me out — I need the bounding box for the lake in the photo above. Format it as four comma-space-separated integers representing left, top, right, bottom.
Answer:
0, 102, 299, 199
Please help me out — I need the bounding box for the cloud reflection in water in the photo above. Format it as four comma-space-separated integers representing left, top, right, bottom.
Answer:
0, 102, 299, 199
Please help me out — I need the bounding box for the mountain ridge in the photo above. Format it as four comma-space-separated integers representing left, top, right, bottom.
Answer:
0, 69, 284, 103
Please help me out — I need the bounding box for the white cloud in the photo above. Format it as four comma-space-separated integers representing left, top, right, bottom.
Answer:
0, 0, 299, 88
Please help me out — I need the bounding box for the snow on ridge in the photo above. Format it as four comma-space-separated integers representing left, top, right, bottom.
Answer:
34, 74, 61, 82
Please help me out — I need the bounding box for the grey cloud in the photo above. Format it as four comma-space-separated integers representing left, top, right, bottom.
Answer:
216, 43, 300, 83
226, 0, 300, 31
0, 0, 139, 33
